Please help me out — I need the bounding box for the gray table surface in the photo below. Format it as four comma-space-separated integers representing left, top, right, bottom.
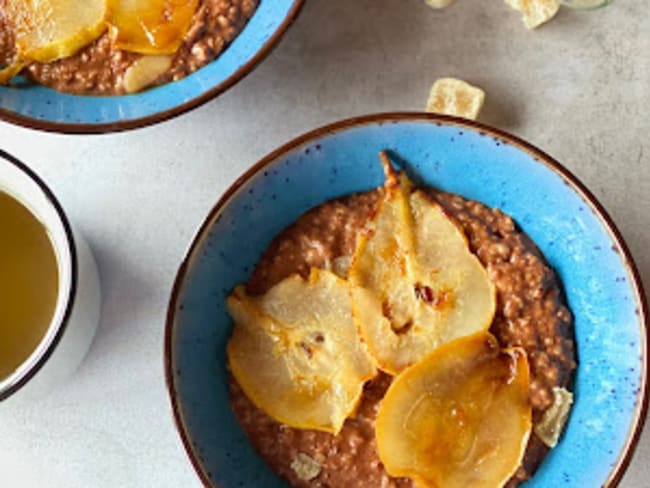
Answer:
0, 0, 648, 486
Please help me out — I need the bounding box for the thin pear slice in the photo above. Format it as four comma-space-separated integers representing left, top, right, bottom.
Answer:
227, 269, 377, 434
349, 156, 496, 374
108, 0, 199, 55
376, 332, 532, 488
7, 0, 107, 63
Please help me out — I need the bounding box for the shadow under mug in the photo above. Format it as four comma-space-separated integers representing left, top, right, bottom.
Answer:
0, 150, 101, 402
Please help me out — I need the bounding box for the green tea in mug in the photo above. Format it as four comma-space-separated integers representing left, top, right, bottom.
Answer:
0, 191, 59, 379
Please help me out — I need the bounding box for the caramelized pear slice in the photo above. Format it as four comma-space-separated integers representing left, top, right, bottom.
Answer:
108, 0, 199, 54
376, 333, 532, 488
227, 268, 377, 434
349, 156, 496, 374
2, 0, 107, 80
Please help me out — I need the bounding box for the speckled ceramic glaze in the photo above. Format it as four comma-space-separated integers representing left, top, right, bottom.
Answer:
165, 113, 648, 487
0, 0, 303, 133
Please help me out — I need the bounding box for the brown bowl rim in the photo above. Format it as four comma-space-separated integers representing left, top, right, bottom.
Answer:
0, 0, 306, 135
164, 112, 649, 488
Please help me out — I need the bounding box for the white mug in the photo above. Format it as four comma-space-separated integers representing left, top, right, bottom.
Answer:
0, 150, 101, 402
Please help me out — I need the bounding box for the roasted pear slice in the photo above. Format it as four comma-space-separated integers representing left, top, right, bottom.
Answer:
227, 268, 377, 434
349, 154, 496, 374
108, 0, 199, 54
8, 0, 108, 62
376, 332, 532, 488
1, 0, 107, 83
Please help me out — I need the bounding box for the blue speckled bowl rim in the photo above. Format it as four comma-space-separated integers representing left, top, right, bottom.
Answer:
164, 112, 649, 488
0, 0, 305, 134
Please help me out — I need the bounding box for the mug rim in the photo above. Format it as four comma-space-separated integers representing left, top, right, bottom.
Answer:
0, 149, 78, 401
164, 112, 648, 488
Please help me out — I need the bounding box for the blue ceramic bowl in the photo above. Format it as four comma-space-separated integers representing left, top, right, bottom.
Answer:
0, 0, 304, 133
165, 113, 648, 487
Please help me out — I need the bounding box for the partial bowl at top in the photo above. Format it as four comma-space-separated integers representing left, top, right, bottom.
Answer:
165, 113, 648, 487
0, 0, 304, 134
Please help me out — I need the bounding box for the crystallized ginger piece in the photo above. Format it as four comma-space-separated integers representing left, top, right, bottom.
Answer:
504, 0, 561, 29
535, 386, 574, 447
291, 453, 322, 481
426, 78, 486, 120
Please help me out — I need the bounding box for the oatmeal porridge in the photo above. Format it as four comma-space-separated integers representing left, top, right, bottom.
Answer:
230, 180, 576, 487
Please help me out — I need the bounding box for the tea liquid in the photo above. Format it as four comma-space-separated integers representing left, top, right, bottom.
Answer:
0, 192, 59, 379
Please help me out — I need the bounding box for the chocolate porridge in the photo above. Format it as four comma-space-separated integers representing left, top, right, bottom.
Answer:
230, 187, 576, 487
0, 0, 258, 95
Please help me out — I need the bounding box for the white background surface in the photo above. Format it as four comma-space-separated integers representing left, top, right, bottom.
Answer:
0, 0, 648, 486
